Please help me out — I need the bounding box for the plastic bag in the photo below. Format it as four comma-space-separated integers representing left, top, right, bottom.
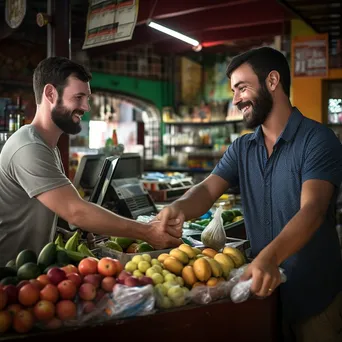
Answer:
201, 206, 226, 250
106, 284, 156, 318
230, 266, 287, 303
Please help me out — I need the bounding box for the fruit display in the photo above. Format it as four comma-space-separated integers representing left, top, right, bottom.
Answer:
0, 233, 249, 336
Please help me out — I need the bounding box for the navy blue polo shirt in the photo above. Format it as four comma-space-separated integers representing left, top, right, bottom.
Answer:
213, 107, 342, 322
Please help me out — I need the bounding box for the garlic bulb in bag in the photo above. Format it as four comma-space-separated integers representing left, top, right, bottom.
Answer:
201, 207, 226, 251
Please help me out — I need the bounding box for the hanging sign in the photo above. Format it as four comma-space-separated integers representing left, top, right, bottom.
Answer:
5, 0, 26, 29
83, 0, 139, 49
292, 34, 328, 77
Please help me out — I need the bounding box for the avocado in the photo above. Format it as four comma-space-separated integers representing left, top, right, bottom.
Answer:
17, 262, 41, 280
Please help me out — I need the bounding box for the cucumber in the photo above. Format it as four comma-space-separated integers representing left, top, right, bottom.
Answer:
0, 276, 19, 286
0, 266, 17, 280
17, 263, 41, 280
16, 250, 37, 269
37, 242, 57, 271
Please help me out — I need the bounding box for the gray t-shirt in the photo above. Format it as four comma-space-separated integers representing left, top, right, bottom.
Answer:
0, 125, 71, 265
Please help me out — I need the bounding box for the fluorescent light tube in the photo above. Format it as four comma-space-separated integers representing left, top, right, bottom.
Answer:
147, 20, 199, 47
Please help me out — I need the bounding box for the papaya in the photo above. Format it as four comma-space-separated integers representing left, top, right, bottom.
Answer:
5, 259, 17, 270
0, 276, 19, 286
0, 266, 17, 280
16, 250, 37, 269
56, 250, 70, 266
136, 242, 154, 253
17, 263, 41, 280
37, 242, 57, 271
114, 237, 135, 249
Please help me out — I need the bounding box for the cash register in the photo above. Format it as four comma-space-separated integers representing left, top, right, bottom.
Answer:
90, 154, 157, 219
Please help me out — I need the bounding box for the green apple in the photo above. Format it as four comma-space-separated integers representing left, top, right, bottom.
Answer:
132, 255, 144, 264
146, 267, 156, 278
163, 280, 178, 291
176, 276, 184, 286
138, 260, 151, 273
152, 265, 163, 274
151, 259, 161, 266
142, 254, 152, 262
151, 273, 164, 285
164, 273, 176, 282
162, 270, 170, 276
133, 270, 144, 278
125, 261, 137, 272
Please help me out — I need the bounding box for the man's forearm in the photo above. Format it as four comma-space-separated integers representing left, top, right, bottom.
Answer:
171, 183, 215, 220
70, 201, 147, 240
259, 203, 326, 265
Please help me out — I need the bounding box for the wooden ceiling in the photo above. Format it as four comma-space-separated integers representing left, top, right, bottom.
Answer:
0, 0, 340, 56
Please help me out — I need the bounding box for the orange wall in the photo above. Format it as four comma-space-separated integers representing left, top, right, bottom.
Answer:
291, 20, 342, 123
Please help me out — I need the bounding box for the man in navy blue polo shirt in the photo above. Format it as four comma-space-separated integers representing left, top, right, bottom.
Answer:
158, 47, 342, 341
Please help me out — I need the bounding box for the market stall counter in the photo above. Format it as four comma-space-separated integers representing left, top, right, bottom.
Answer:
0, 291, 280, 342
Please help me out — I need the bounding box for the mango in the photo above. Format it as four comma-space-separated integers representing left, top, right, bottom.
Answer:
157, 253, 170, 263
204, 257, 223, 277
163, 257, 184, 275
169, 249, 189, 264
192, 247, 202, 255
193, 258, 211, 282
182, 265, 198, 287
202, 248, 218, 258
222, 247, 246, 268
178, 244, 196, 259
214, 253, 235, 278
206, 277, 219, 287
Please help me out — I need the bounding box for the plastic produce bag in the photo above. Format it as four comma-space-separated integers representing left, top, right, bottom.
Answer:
201, 206, 226, 250
230, 266, 287, 303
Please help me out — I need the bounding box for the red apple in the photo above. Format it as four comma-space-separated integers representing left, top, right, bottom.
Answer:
66, 272, 82, 288
101, 276, 116, 292
139, 276, 153, 286
81, 300, 96, 314
57, 280, 77, 300
94, 288, 106, 303
47, 267, 67, 285
118, 270, 131, 282
124, 276, 140, 287
0, 288, 8, 310
83, 274, 102, 289
0, 310, 12, 333
97, 257, 117, 277
78, 283, 96, 301
43, 317, 62, 330
3, 285, 18, 304
17, 280, 30, 290
12, 310, 34, 333
55, 300, 76, 321
33, 300, 55, 321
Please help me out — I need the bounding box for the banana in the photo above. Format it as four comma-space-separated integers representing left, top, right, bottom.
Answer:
54, 234, 65, 248
222, 247, 246, 268
63, 248, 87, 262
204, 257, 223, 278
65, 231, 80, 252
77, 243, 95, 257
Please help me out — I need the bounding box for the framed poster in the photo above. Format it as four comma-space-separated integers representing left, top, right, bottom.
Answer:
83, 0, 139, 49
292, 34, 328, 78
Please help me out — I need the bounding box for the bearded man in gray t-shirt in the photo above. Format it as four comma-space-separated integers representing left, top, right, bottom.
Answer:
0, 57, 182, 265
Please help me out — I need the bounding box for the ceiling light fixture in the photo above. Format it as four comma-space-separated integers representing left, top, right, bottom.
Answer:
147, 20, 200, 47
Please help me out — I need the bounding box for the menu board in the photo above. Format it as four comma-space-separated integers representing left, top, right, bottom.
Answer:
83, 0, 139, 49
292, 34, 328, 77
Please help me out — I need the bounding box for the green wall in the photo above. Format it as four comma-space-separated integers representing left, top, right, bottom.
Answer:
90, 72, 174, 112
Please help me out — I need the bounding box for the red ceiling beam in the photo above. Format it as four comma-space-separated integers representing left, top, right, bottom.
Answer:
136, 0, 260, 24
153, 22, 285, 54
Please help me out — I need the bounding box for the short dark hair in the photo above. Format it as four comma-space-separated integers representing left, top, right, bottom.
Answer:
33, 57, 92, 104
226, 47, 290, 97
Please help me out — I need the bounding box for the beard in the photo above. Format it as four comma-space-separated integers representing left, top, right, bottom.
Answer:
238, 83, 273, 129
51, 98, 83, 135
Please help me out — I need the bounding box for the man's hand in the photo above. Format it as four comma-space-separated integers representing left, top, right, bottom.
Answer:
145, 220, 182, 250
156, 205, 185, 233
240, 253, 282, 297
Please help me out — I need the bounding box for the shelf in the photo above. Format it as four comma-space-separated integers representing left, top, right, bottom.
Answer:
144, 167, 213, 173
164, 144, 213, 148
163, 120, 242, 126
